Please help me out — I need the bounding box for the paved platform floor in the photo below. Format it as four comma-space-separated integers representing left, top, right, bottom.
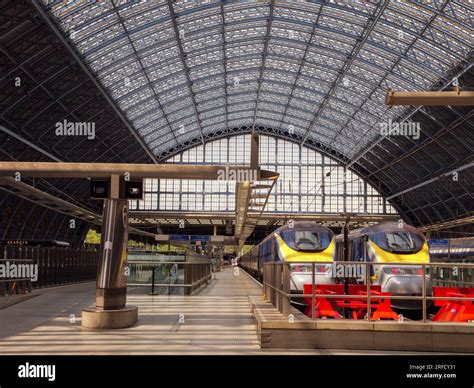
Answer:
0, 268, 456, 355
0, 292, 39, 310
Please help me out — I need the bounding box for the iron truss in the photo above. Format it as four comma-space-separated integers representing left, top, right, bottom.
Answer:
0, 0, 472, 244
37, 0, 471, 154
0, 0, 156, 245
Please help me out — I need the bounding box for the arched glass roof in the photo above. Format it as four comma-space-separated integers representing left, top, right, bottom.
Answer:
41, 0, 472, 160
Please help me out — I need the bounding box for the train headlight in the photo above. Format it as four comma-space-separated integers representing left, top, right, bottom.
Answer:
290, 264, 309, 272
416, 267, 430, 275
383, 266, 429, 276
388, 267, 406, 275
290, 264, 329, 273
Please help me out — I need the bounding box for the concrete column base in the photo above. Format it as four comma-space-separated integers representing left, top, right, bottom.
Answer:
81, 306, 138, 329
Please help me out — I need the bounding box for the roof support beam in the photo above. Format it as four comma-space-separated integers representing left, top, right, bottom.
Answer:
0, 125, 62, 162
81, 14, 453, 80
131, 211, 398, 224
300, 1, 388, 146
167, 0, 205, 145
328, 1, 454, 157
251, 0, 275, 133
110, 0, 179, 148
0, 177, 155, 238
361, 111, 474, 181
0, 161, 279, 180
348, 62, 473, 170
385, 88, 474, 107
346, 0, 471, 169
31, 0, 159, 163
386, 161, 474, 200
0, 47, 122, 161
419, 215, 474, 233
278, 4, 323, 131
220, 2, 229, 132
98, 33, 442, 97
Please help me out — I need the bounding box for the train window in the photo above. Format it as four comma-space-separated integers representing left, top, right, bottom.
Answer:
279, 230, 332, 252
371, 231, 424, 253
386, 232, 414, 251
294, 232, 321, 250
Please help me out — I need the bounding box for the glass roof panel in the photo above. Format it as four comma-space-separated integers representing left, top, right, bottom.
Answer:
42, 0, 472, 160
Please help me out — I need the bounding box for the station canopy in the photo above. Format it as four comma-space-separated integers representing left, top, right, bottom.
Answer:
42, 1, 472, 158
0, 0, 472, 244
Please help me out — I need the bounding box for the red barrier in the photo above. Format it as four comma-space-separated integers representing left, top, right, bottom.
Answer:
432, 291, 474, 322
302, 285, 474, 322
432, 287, 474, 307
302, 284, 398, 321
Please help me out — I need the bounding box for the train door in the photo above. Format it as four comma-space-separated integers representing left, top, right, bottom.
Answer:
257, 243, 264, 274
352, 236, 373, 283
335, 238, 344, 262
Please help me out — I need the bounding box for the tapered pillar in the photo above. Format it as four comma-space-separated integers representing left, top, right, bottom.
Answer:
82, 174, 138, 329
95, 198, 128, 310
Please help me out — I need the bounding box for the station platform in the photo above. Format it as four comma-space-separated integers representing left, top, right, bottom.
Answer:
0, 268, 462, 355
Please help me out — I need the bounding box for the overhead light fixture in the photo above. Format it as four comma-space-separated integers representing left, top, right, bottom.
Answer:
125, 181, 143, 200
90, 180, 109, 199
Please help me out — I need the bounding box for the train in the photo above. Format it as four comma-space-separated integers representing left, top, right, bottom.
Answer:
239, 221, 431, 311
429, 238, 474, 288
335, 222, 431, 310
429, 237, 474, 263
239, 221, 336, 305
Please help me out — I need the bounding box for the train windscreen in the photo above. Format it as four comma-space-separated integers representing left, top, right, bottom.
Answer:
371, 231, 424, 254
279, 230, 332, 252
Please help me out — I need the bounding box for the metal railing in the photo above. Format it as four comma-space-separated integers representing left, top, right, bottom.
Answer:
128, 252, 185, 261
0, 246, 99, 291
128, 261, 212, 295
431, 260, 474, 287
184, 250, 211, 263
263, 261, 474, 322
